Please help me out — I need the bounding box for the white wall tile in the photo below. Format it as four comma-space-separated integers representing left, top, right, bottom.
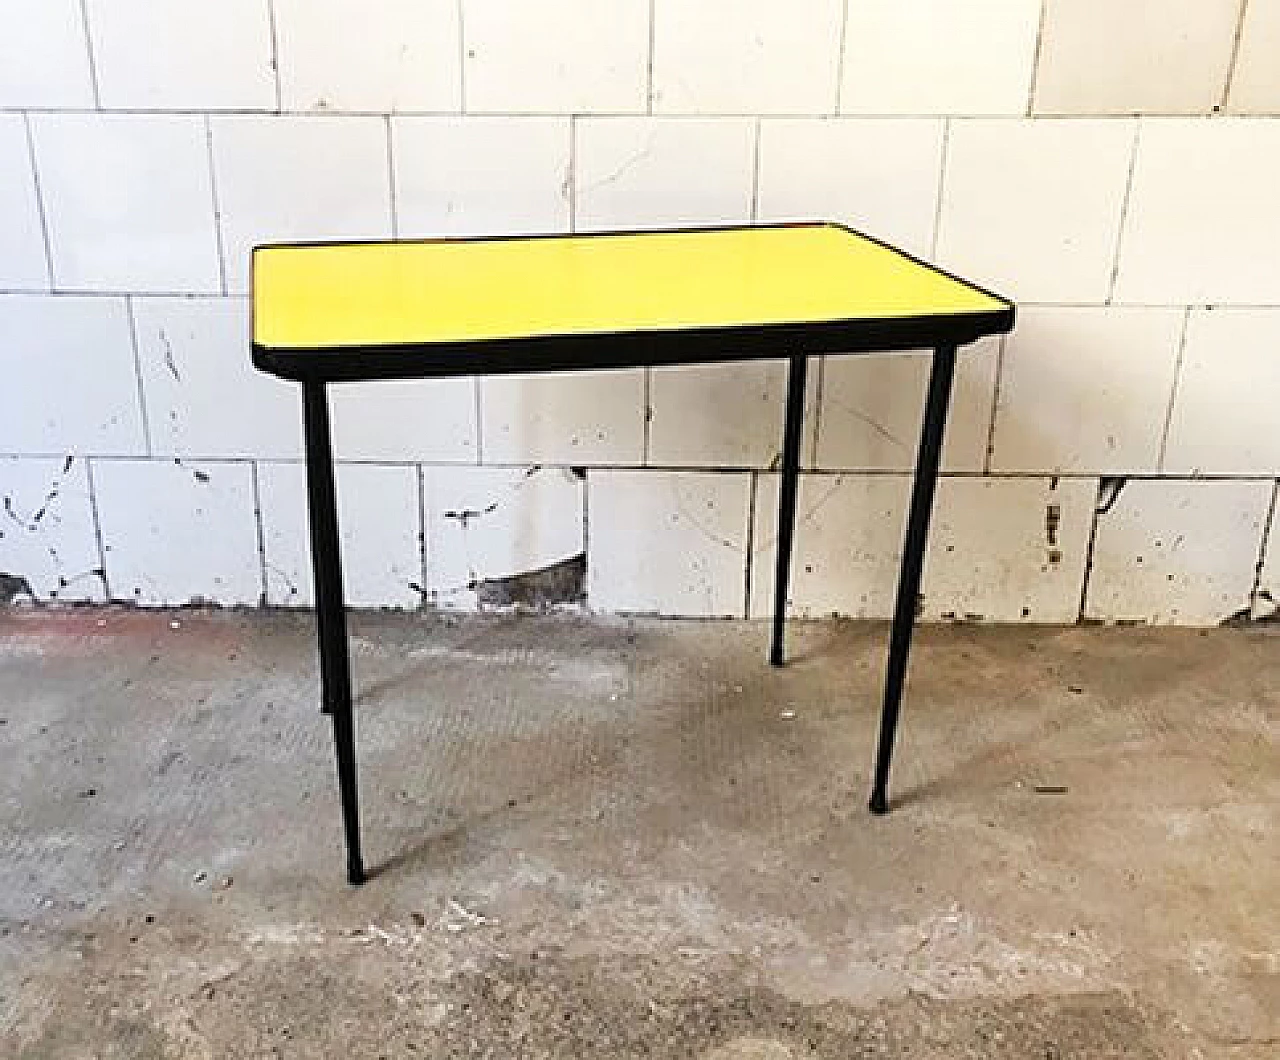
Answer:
647, 361, 790, 468
0, 116, 48, 291
756, 118, 944, 257
481, 370, 645, 465
85, 0, 274, 110
936, 119, 1135, 303
840, 0, 1041, 116
920, 477, 1095, 623
258, 461, 421, 608
132, 297, 301, 460
0, 457, 103, 602
94, 458, 260, 606
1227, 0, 1280, 114
424, 465, 584, 609
1085, 479, 1272, 625
1033, 0, 1239, 115
31, 115, 221, 294
331, 379, 476, 462
1113, 119, 1280, 305
0, 0, 94, 108
463, 0, 648, 114
816, 338, 999, 473
750, 473, 908, 619
0, 296, 144, 455
211, 116, 392, 294
650, 0, 844, 115
575, 118, 755, 232
752, 473, 1095, 622
393, 117, 570, 238
589, 470, 750, 616
990, 307, 1184, 474
1163, 309, 1280, 475
276, 0, 461, 113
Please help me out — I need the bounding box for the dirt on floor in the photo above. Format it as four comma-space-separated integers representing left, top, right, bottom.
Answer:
0, 609, 1275, 1058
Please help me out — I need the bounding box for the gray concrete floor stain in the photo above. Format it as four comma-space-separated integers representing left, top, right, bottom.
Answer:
0, 610, 1275, 1057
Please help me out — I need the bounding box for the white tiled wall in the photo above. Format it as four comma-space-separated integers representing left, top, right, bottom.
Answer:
258, 461, 421, 609
1084, 480, 1273, 625
0, 457, 103, 602
393, 117, 571, 238
210, 115, 393, 293
274, 0, 461, 114
0, 116, 49, 291
93, 458, 261, 606
574, 118, 755, 232
84, 0, 275, 111
650, 0, 844, 115
756, 118, 944, 258
2, 3, 1278, 626
839, 0, 1041, 116
0, 296, 144, 455
989, 307, 1184, 474
30, 114, 221, 293
462, 0, 649, 114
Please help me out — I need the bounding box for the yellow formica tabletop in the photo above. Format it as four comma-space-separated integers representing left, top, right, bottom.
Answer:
251, 223, 1013, 381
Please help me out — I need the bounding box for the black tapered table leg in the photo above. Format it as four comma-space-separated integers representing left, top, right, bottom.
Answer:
770, 354, 808, 667
869, 345, 957, 815
301, 381, 366, 885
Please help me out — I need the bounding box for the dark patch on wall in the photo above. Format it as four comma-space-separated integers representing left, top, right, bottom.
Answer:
475, 554, 586, 610
0, 572, 34, 605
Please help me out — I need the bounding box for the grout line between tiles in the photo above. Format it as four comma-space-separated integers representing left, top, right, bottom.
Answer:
21, 114, 57, 288
1105, 121, 1142, 304
1156, 307, 1192, 472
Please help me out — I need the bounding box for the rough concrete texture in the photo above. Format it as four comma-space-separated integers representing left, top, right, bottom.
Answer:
0, 609, 1276, 1058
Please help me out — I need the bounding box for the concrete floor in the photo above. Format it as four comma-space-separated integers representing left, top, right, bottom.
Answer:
0, 609, 1276, 1058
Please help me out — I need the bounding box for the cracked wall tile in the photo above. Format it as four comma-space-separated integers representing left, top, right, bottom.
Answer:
1033, 0, 1238, 115
275, 0, 460, 113
574, 118, 755, 233
424, 466, 585, 610
921, 477, 1095, 623
1226, 0, 1280, 114
210, 116, 392, 294
1113, 119, 1280, 305
990, 307, 1183, 475
651, 0, 844, 115
816, 338, 999, 473
85, 0, 274, 110
589, 470, 750, 616
258, 462, 421, 609
752, 474, 1094, 621
30, 114, 221, 293
757, 118, 944, 259
0, 457, 103, 602
840, 0, 1040, 116
94, 458, 260, 606
750, 473, 908, 619
133, 297, 302, 460
0, 296, 144, 456
936, 119, 1134, 303
481, 370, 645, 465
393, 118, 570, 239
647, 361, 798, 469
463, 0, 648, 114
0, 0, 93, 108
1084, 479, 1273, 625
0, 116, 49, 291
1164, 309, 1280, 476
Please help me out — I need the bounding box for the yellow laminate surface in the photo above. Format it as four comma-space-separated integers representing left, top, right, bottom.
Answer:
252, 224, 1008, 351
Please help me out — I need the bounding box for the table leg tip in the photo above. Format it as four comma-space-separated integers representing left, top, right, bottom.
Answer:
347, 863, 366, 886
868, 792, 889, 815
769, 647, 785, 667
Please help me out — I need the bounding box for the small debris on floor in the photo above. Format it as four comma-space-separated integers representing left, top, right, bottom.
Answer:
780, 709, 797, 720
1033, 785, 1069, 795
